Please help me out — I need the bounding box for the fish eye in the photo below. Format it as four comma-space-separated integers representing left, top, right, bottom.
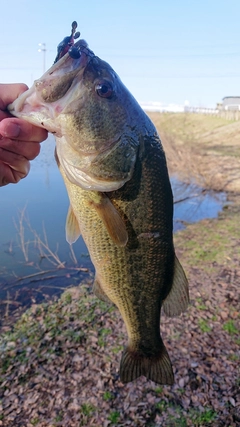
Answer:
95, 81, 114, 98
68, 46, 81, 59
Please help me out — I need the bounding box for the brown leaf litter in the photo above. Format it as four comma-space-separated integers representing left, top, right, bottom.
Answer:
0, 197, 239, 427
0, 112, 240, 426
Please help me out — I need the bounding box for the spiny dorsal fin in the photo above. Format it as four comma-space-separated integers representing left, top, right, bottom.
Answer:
88, 192, 128, 247
163, 255, 189, 317
65, 205, 81, 244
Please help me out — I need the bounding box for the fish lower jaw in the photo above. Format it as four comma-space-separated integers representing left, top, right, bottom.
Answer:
10, 110, 60, 135
8, 90, 60, 133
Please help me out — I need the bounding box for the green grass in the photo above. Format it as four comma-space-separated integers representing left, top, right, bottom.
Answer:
228, 353, 239, 362
153, 404, 217, 427
223, 320, 238, 335
111, 344, 124, 354
80, 403, 95, 417
97, 327, 112, 347
190, 408, 217, 425
30, 418, 40, 426
198, 319, 212, 333
0, 286, 114, 388
164, 406, 217, 427
1, 357, 11, 374
174, 196, 239, 274
149, 112, 240, 151
63, 292, 72, 304
166, 415, 187, 427
107, 411, 120, 424
54, 412, 63, 422
155, 386, 163, 394
155, 401, 168, 412
103, 391, 113, 401
196, 298, 208, 311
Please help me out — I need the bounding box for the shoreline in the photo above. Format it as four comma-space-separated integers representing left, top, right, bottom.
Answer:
0, 113, 239, 426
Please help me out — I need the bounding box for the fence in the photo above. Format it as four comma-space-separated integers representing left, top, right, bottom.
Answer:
185, 107, 240, 121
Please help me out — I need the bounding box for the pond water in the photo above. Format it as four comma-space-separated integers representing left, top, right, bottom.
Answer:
0, 136, 226, 318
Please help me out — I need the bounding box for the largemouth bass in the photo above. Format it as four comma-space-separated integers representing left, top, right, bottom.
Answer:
8, 40, 189, 385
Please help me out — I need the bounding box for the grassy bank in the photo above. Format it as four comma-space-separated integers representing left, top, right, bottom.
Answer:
148, 112, 240, 193
149, 112, 240, 157
0, 113, 239, 426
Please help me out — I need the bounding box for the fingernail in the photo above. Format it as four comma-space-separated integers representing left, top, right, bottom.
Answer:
7, 123, 21, 138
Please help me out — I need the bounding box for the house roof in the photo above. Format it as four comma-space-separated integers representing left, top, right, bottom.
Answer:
222, 96, 240, 100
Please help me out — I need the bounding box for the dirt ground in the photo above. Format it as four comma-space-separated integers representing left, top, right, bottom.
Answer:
0, 113, 239, 426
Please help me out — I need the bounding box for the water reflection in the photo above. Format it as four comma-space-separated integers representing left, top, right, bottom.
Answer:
0, 135, 226, 324
172, 177, 226, 231
1, 136, 91, 271
0, 136, 93, 321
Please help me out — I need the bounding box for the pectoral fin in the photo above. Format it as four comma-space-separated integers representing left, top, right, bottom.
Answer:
65, 205, 81, 244
163, 255, 189, 317
88, 192, 128, 247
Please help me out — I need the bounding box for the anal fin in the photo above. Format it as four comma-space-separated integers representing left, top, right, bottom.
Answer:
93, 276, 113, 305
163, 255, 189, 317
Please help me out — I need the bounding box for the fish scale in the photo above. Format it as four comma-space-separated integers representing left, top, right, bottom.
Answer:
8, 39, 189, 384
60, 134, 176, 384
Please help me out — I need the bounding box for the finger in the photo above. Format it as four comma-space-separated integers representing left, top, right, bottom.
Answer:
0, 138, 41, 161
0, 162, 29, 185
0, 118, 48, 142
0, 152, 30, 186
0, 147, 30, 174
0, 110, 11, 122
0, 162, 29, 186
0, 83, 28, 110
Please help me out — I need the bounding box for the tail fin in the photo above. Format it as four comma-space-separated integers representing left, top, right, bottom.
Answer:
120, 344, 174, 385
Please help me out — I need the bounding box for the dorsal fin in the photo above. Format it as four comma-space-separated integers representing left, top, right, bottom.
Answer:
88, 192, 128, 247
65, 205, 81, 244
163, 255, 189, 317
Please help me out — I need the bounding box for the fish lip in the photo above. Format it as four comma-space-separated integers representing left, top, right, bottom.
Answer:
7, 40, 93, 121
7, 90, 60, 134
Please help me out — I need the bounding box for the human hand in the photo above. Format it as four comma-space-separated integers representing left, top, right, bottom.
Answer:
0, 83, 48, 186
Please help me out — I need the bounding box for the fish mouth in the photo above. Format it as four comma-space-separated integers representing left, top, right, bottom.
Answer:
7, 40, 95, 135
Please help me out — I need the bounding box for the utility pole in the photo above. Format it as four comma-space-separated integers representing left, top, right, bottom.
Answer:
38, 43, 46, 74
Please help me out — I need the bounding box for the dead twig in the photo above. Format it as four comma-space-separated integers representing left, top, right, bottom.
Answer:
69, 244, 78, 265
13, 205, 30, 262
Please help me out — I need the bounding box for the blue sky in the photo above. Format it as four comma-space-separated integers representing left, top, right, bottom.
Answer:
1, 0, 240, 107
